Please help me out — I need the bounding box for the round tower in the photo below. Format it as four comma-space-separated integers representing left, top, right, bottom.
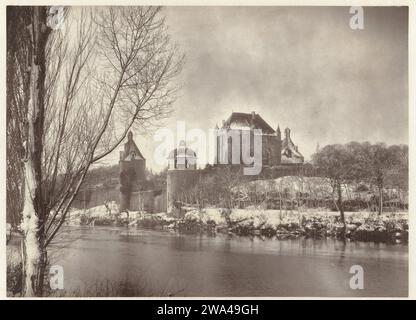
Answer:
166, 141, 199, 215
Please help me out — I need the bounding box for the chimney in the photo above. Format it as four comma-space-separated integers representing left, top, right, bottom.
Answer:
285, 127, 290, 139
276, 125, 282, 165
251, 111, 256, 128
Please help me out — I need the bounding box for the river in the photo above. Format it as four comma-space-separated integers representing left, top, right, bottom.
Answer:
45, 226, 408, 297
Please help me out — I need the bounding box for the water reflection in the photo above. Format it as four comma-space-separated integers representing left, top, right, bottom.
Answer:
49, 226, 407, 297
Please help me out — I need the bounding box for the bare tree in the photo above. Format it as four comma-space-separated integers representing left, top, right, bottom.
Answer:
8, 6, 183, 296
14, 6, 52, 297
6, 7, 33, 239
312, 144, 358, 238
365, 143, 404, 215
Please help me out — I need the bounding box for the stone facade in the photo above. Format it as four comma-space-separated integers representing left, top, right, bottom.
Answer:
166, 141, 199, 213
75, 113, 306, 215
129, 190, 167, 213
119, 131, 146, 211
215, 112, 303, 168
165, 112, 306, 214
167, 169, 200, 214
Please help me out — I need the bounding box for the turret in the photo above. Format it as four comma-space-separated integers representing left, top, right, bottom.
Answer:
276, 125, 281, 140
119, 131, 146, 212
285, 127, 290, 139
276, 125, 282, 165
250, 111, 256, 128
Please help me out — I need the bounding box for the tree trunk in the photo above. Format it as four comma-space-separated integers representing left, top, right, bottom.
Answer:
337, 183, 346, 239
21, 6, 50, 297
36, 247, 48, 296
21, 160, 40, 297
378, 185, 383, 215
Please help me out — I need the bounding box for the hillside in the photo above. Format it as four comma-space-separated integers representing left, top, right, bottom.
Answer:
82, 165, 167, 190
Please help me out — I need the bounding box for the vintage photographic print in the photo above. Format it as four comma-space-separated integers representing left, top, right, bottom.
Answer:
5, 3, 410, 299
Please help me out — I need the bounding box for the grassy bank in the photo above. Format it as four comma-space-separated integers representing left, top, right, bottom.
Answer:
7, 266, 168, 297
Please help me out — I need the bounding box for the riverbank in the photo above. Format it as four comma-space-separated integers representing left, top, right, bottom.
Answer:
142, 208, 408, 243
68, 203, 408, 243
7, 226, 409, 297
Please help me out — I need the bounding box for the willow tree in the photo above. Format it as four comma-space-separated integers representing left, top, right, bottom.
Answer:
7, 6, 183, 296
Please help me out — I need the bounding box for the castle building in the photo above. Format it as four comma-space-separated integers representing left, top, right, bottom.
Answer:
76, 112, 306, 215
215, 111, 303, 168
119, 131, 146, 211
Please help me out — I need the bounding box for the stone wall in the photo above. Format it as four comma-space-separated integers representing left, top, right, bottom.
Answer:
72, 186, 120, 209
262, 134, 281, 166
129, 190, 167, 213
166, 169, 201, 214
73, 186, 167, 213
216, 129, 281, 167
73, 164, 311, 213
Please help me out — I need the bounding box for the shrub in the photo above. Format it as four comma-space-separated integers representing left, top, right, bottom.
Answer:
7, 263, 22, 296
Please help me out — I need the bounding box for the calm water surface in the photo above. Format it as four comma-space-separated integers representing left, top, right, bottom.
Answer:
49, 226, 408, 297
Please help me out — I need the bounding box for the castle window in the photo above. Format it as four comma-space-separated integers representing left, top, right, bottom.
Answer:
283, 149, 292, 158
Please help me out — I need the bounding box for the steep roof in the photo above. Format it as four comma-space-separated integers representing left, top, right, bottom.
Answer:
222, 112, 275, 134
120, 131, 145, 161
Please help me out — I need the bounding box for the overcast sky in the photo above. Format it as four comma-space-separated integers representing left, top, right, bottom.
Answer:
103, 6, 408, 171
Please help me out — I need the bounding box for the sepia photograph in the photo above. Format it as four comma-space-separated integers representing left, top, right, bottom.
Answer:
4, 3, 410, 299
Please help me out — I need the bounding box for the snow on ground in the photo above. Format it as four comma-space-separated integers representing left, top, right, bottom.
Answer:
183, 207, 408, 230
66, 201, 407, 233
67, 201, 122, 225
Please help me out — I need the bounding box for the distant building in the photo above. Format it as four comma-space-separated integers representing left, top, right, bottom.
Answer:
165, 111, 305, 214
215, 111, 303, 167
281, 128, 304, 164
